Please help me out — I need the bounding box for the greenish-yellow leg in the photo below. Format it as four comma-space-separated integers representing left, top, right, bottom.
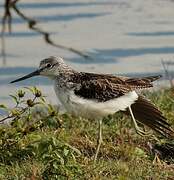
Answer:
94, 119, 103, 162
128, 106, 150, 136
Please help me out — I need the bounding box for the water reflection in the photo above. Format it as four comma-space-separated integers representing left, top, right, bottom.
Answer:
0, 67, 35, 75
0, 13, 109, 24
69, 47, 174, 64
0, 1, 123, 9
127, 31, 174, 37
2, 31, 41, 37
0, 77, 51, 86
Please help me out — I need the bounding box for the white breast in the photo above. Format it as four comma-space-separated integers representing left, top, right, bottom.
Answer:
54, 82, 138, 119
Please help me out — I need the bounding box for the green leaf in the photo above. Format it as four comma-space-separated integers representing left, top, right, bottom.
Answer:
24, 87, 35, 94
47, 104, 55, 112
9, 95, 19, 104
65, 143, 81, 156
40, 96, 46, 103
63, 148, 69, 156
53, 162, 59, 169
54, 152, 64, 165
0, 104, 7, 109
11, 109, 20, 116
28, 134, 42, 142
134, 147, 146, 157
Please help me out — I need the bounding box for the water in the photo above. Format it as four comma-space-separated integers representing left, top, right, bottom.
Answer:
1, 0, 174, 106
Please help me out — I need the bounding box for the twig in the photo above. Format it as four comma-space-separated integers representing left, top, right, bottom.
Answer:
161, 59, 173, 88
1, 0, 13, 66
2, 0, 12, 33
11, 1, 93, 60
0, 95, 36, 123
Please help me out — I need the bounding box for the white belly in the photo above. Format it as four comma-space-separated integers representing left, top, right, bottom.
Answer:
54, 85, 138, 119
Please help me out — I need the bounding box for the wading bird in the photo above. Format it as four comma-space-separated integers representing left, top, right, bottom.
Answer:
11, 56, 174, 161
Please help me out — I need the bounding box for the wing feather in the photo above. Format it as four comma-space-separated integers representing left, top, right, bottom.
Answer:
72, 73, 161, 102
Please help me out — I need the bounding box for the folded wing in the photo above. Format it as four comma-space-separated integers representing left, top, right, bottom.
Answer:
73, 73, 161, 102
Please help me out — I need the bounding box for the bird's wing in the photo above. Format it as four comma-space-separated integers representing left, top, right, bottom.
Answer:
125, 96, 174, 138
73, 73, 161, 102
74, 78, 131, 102
124, 75, 162, 89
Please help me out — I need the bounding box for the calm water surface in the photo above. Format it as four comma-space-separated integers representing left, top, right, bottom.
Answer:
1, 0, 174, 106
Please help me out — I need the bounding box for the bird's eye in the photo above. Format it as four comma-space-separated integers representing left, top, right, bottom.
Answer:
46, 63, 52, 68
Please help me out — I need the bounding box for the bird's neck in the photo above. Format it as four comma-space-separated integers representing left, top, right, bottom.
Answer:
55, 68, 79, 86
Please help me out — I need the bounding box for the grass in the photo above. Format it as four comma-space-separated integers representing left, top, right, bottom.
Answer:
0, 87, 174, 179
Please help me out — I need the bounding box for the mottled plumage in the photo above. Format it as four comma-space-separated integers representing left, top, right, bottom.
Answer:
70, 72, 162, 102
10, 56, 174, 161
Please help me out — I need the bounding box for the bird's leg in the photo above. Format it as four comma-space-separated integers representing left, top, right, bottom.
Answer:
128, 106, 150, 136
94, 119, 103, 162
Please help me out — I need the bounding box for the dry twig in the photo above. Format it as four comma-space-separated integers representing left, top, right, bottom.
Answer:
1, 0, 93, 66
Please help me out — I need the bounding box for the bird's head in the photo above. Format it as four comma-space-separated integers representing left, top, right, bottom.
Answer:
10, 56, 71, 83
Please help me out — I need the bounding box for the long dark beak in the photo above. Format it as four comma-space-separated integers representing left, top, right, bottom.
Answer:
10, 69, 42, 83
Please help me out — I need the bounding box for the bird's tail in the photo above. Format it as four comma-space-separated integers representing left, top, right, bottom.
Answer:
143, 75, 162, 82
126, 96, 174, 138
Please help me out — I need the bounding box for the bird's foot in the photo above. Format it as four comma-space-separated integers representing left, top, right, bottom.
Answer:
135, 126, 151, 137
